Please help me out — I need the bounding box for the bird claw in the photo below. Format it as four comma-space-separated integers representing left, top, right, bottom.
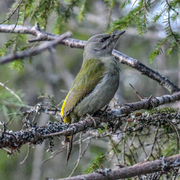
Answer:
161, 156, 167, 171
96, 168, 111, 176
111, 109, 121, 117
62, 136, 70, 145
87, 114, 96, 127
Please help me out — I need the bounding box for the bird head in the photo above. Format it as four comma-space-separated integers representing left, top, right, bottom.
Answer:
83, 31, 125, 60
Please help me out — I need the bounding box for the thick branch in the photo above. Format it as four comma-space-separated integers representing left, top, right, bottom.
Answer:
0, 118, 101, 149
59, 154, 180, 180
0, 31, 72, 64
1, 92, 180, 149
0, 23, 58, 41
113, 50, 180, 94
0, 24, 179, 93
118, 91, 180, 115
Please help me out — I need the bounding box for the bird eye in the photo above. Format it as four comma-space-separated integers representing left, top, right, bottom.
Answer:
99, 38, 105, 42
99, 36, 110, 43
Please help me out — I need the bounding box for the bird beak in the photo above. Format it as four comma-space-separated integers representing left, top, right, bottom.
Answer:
113, 31, 126, 39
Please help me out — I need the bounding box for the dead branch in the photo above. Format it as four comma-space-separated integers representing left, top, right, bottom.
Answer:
0, 0, 22, 25
0, 81, 23, 102
58, 154, 180, 180
1, 91, 180, 150
113, 49, 180, 94
117, 91, 180, 115
0, 118, 100, 150
0, 23, 57, 41
0, 31, 72, 64
0, 24, 179, 93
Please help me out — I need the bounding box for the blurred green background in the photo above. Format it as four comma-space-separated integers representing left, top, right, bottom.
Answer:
0, 1, 179, 179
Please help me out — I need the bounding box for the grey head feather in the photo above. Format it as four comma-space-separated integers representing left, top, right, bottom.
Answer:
83, 31, 125, 60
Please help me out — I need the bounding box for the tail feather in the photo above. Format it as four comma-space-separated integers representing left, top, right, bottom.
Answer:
66, 135, 73, 164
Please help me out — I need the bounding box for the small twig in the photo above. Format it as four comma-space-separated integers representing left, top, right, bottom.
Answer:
10, 2, 21, 33
0, 81, 23, 103
2, 147, 12, 155
0, 0, 22, 25
43, 146, 66, 163
166, 120, 180, 152
79, 137, 92, 159
129, 83, 143, 100
122, 121, 129, 165
69, 133, 83, 177
145, 123, 159, 161
137, 135, 148, 157
165, 0, 180, 46
131, 0, 138, 9
126, 141, 137, 164
20, 144, 31, 164
122, 137, 126, 165
129, 132, 137, 148
106, 4, 112, 29
48, 136, 91, 164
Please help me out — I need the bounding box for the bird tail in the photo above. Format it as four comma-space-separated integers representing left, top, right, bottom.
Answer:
66, 135, 73, 164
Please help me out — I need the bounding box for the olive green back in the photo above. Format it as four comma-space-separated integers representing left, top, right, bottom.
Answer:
61, 59, 105, 122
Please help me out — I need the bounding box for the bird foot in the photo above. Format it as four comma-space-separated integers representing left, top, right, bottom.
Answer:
87, 114, 96, 127
96, 168, 111, 176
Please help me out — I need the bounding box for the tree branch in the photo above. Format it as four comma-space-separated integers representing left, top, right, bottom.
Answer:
0, 118, 99, 150
58, 154, 180, 180
0, 0, 22, 25
1, 91, 180, 150
117, 91, 180, 115
0, 23, 58, 41
113, 50, 180, 94
0, 31, 72, 64
0, 24, 179, 93
0, 81, 23, 103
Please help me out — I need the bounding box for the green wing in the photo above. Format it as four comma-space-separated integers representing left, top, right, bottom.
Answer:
61, 59, 105, 117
